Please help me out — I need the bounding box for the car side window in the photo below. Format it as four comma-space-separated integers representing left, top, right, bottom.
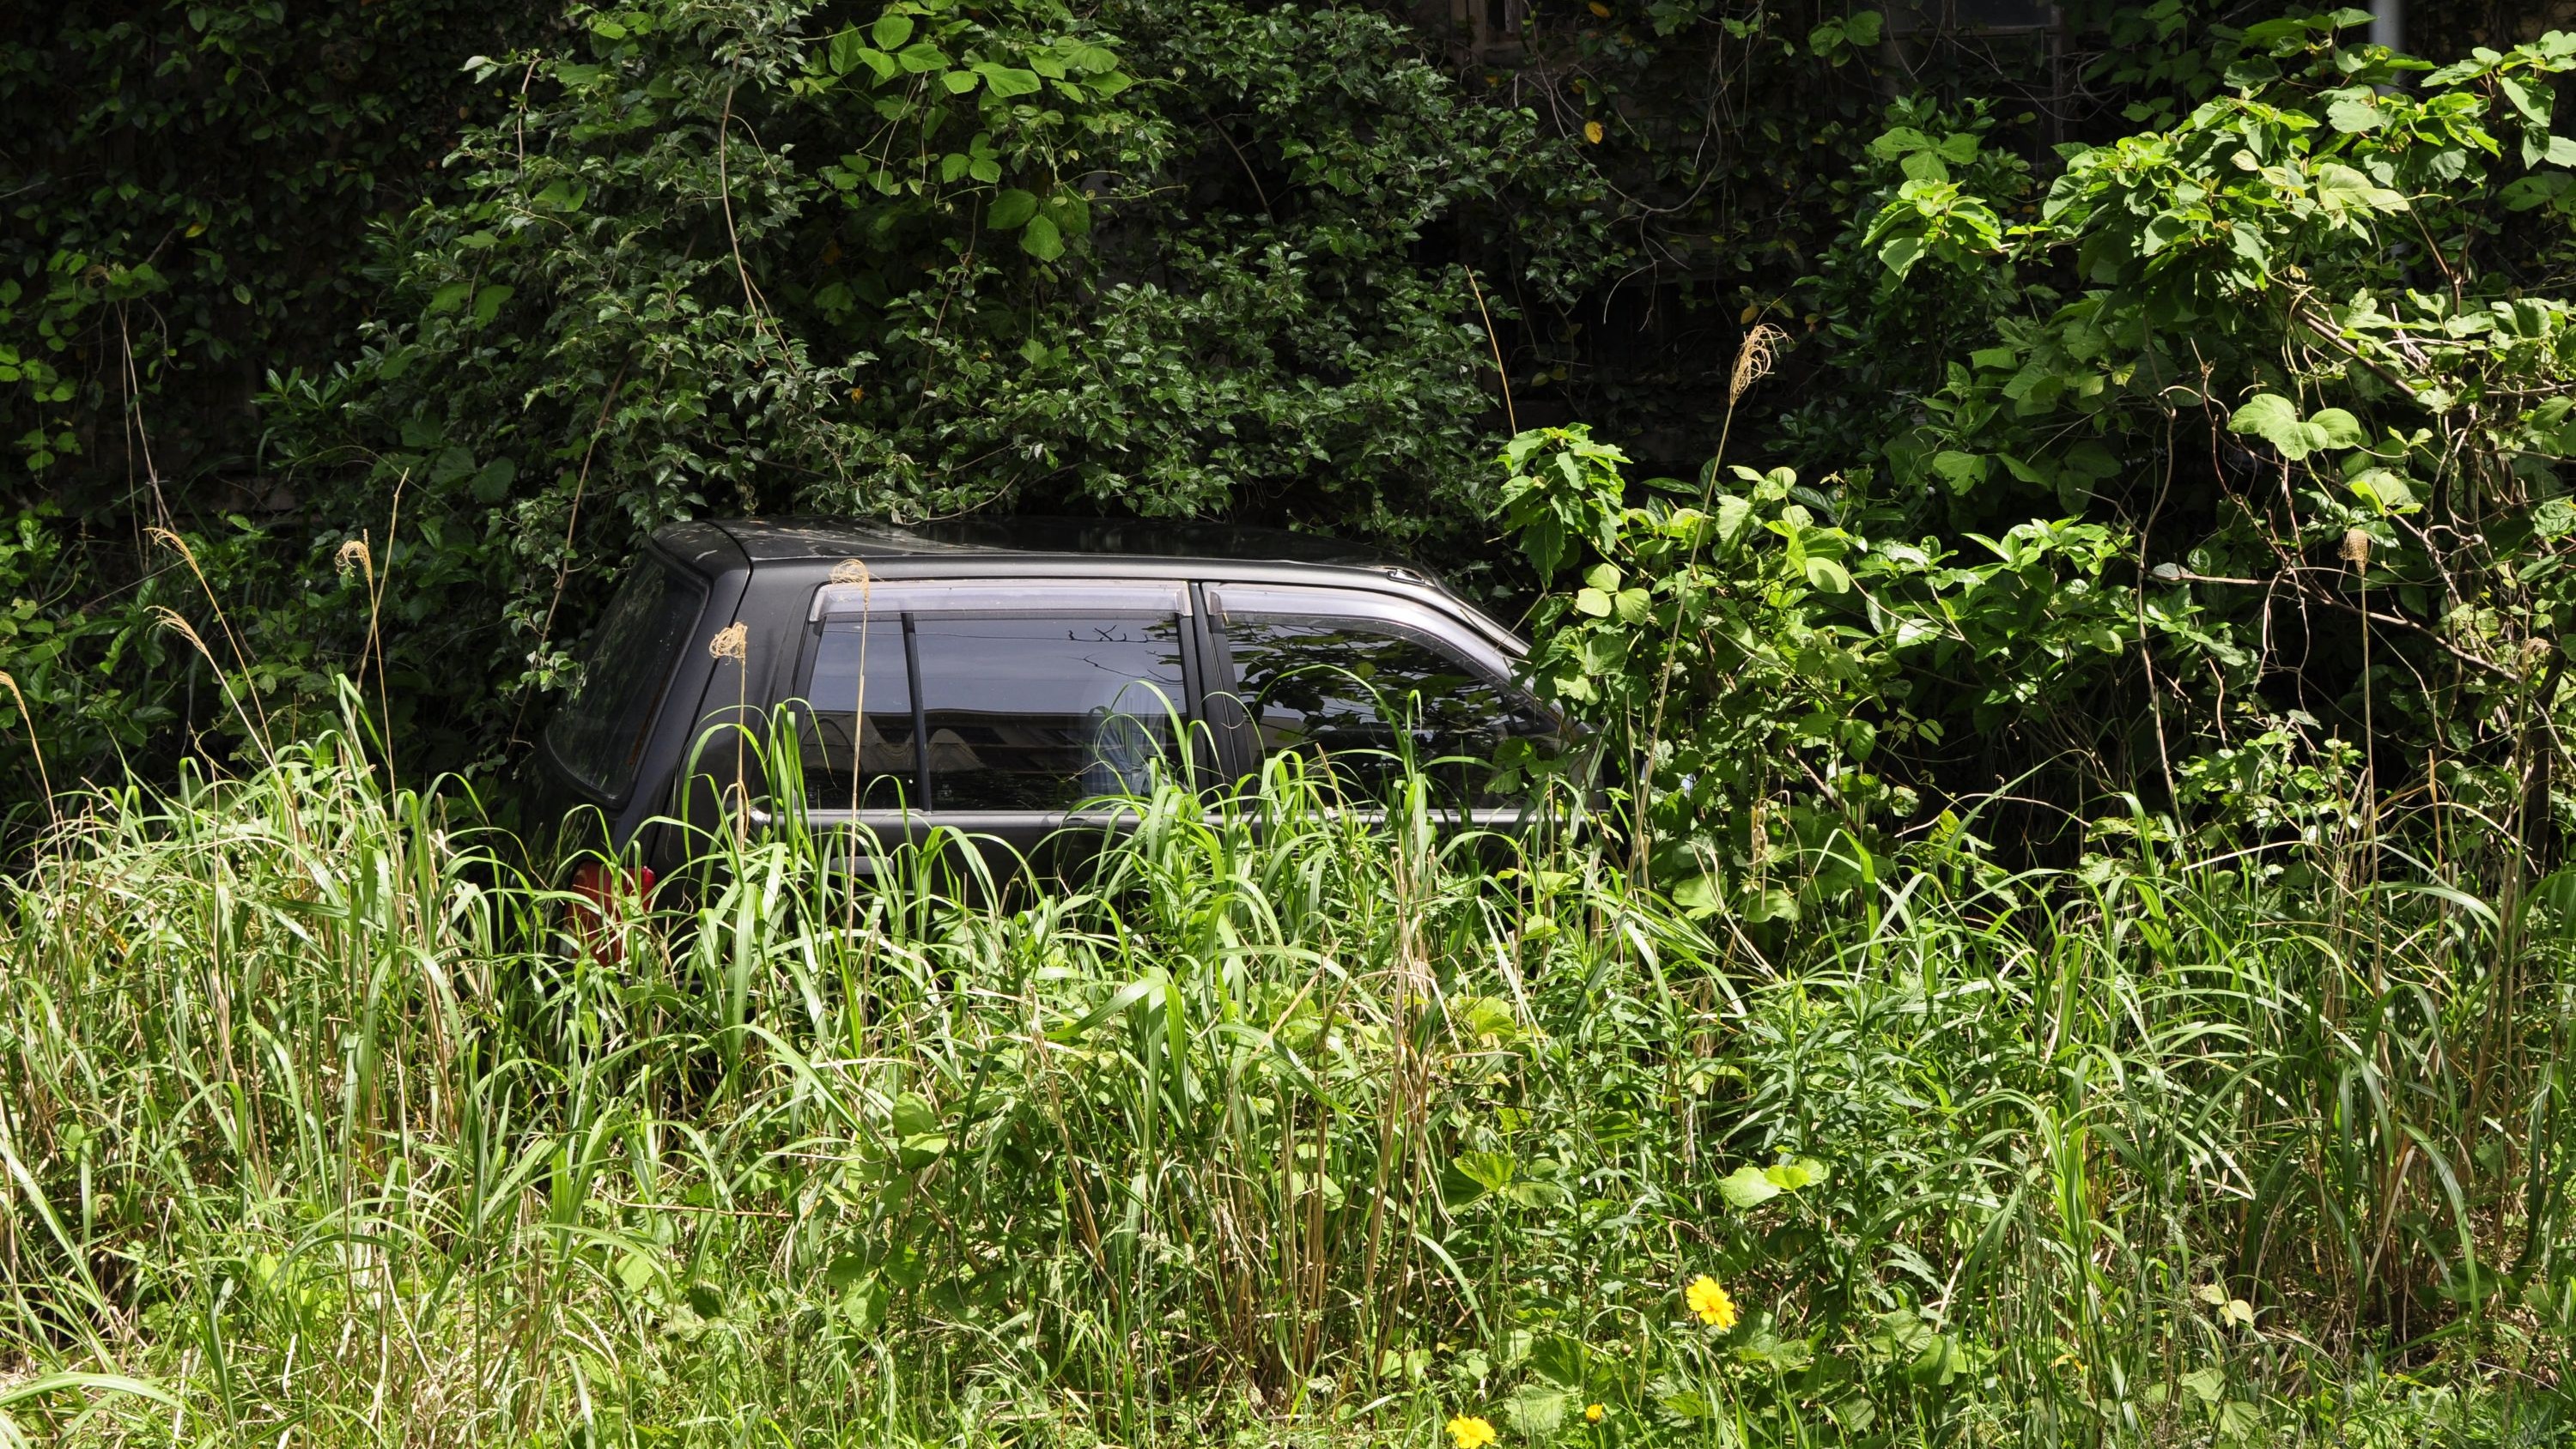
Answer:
1214, 597, 1558, 804
797, 590, 1192, 812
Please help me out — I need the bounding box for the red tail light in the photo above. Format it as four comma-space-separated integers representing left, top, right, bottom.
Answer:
569, 860, 655, 961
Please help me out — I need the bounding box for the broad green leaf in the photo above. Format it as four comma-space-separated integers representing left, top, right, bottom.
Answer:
890, 1092, 939, 1139
987, 189, 1039, 228
2308, 408, 2365, 449
2312, 162, 2407, 215
2229, 393, 2305, 452
1019, 213, 1065, 260
1574, 587, 1613, 617
1718, 1163, 1782, 1207
1734, 1330, 1815, 1371
2326, 95, 2385, 132
1059, 40, 1121, 73
895, 40, 946, 73
2230, 393, 2363, 460
975, 63, 1042, 98
1869, 126, 1933, 159
2348, 468, 2417, 512
1503, 1385, 1569, 1434
1930, 449, 1988, 490
1761, 1156, 1831, 1190
1803, 556, 1852, 593
1044, 191, 1091, 234
871, 13, 914, 49
829, 29, 866, 75
2500, 73, 2553, 124
942, 70, 981, 94
1846, 9, 1884, 45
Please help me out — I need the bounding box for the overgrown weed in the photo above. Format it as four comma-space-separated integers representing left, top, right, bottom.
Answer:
1, 731, 2570, 1445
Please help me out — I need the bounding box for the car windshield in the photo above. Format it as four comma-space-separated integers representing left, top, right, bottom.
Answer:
544, 555, 706, 800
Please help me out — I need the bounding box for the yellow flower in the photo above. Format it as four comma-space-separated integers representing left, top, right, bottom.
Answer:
1583, 120, 1606, 144
1446, 1415, 1499, 1449
1685, 1274, 1738, 1330
1584, 1403, 1607, 1423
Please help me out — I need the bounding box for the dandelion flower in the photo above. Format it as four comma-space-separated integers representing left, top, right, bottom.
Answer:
1585, 1403, 1607, 1423
1685, 1274, 1738, 1330
1447, 1414, 1498, 1449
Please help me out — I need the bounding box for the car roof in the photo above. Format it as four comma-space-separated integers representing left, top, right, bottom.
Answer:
695, 516, 1443, 582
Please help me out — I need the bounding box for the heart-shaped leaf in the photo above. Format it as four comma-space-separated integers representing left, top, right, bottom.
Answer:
1718, 1163, 1782, 1208
1019, 213, 1064, 260
987, 189, 1039, 228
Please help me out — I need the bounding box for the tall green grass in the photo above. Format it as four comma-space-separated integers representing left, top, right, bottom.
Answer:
2, 733, 2571, 1445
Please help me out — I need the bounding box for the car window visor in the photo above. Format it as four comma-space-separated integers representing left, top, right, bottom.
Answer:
1206, 583, 1511, 676
811, 579, 1191, 621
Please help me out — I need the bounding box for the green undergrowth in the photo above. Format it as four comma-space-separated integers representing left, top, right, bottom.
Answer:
2, 732, 2573, 1446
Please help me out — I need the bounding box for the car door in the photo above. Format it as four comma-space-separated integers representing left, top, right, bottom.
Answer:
1201, 581, 1564, 825
781, 575, 1207, 876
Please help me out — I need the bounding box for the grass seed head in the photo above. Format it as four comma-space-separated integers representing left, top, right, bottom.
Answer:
334, 537, 377, 590
1730, 322, 1788, 404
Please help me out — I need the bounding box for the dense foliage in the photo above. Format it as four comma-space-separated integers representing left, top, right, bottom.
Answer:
256, 0, 1605, 739
2, 0, 2419, 813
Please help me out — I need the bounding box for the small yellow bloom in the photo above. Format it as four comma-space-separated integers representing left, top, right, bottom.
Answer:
1685, 1274, 1738, 1330
1447, 1415, 1499, 1449
1583, 120, 1606, 144
1584, 1402, 1607, 1422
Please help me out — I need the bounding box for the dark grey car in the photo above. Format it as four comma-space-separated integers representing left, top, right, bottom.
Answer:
537, 517, 1564, 880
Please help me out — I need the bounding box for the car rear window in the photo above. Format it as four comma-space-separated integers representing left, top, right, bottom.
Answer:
544, 555, 707, 800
